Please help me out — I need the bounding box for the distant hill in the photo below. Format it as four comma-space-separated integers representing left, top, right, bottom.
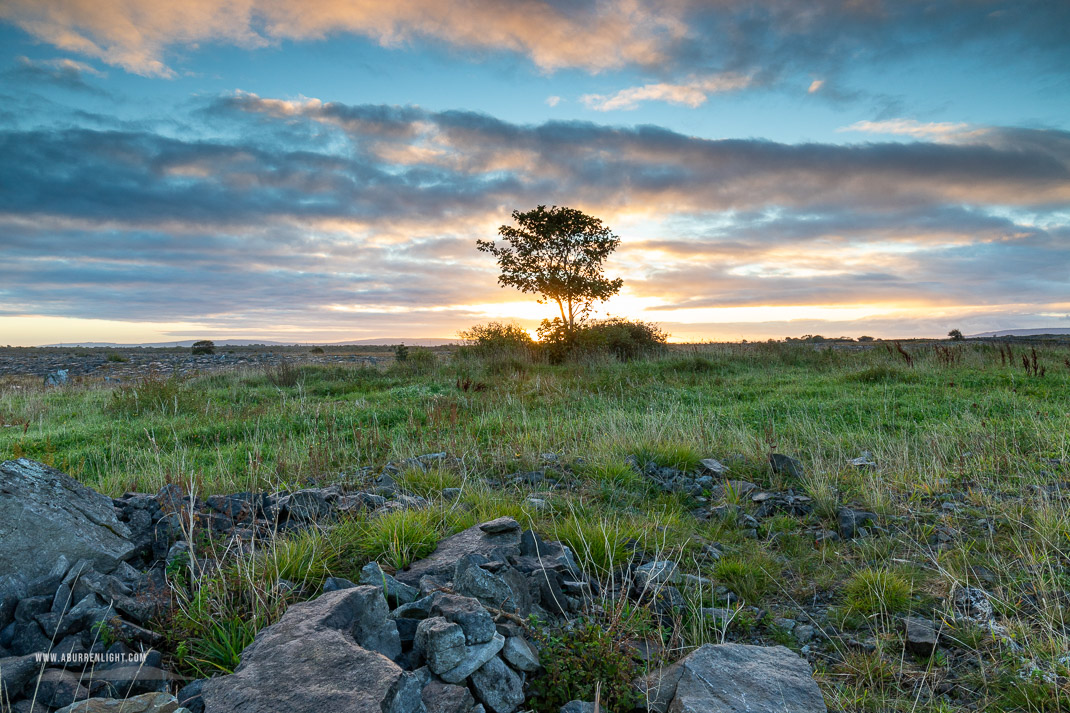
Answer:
41, 337, 458, 348
967, 328, 1070, 338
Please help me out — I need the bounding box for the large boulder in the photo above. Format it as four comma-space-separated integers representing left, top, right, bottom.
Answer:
0, 460, 136, 580
639, 644, 826, 713
201, 587, 421, 713
53, 692, 184, 713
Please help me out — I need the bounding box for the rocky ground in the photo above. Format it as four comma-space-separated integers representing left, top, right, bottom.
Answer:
0, 347, 393, 382
0, 456, 833, 713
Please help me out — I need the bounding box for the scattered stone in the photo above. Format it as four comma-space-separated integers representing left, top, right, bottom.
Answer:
470, 655, 525, 713
429, 594, 497, 646
0, 460, 137, 580
501, 635, 540, 672
0, 655, 39, 701
415, 617, 466, 675
397, 522, 521, 586
769, 453, 805, 478
437, 633, 506, 685
34, 669, 90, 708
54, 692, 183, 713
479, 517, 521, 535
559, 702, 595, 713
360, 562, 419, 606
904, 617, 938, 656
44, 370, 70, 387
837, 507, 876, 539
634, 561, 679, 590
638, 643, 827, 713
699, 458, 730, 476
421, 679, 475, 713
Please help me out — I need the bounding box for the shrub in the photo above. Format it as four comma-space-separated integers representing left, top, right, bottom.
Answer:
309, 346, 325, 354
191, 340, 215, 355
528, 621, 643, 713
266, 362, 300, 387
106, 352, 127, 362
843, 567, 912, 617
394, 344, 409, 362
577, 317, 669, 361
459, 322, 536, 356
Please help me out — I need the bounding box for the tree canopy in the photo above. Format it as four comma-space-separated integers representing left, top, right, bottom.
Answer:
477, 205, 623, 333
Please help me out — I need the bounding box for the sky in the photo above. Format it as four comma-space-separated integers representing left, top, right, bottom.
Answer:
0, 1, 1068, 345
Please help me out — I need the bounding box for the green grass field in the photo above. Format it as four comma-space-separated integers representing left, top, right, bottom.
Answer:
2, 340, 1069, 711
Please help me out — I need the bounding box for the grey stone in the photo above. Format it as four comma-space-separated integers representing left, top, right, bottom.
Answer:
635, 561, 679, 590
45, 370, 70, 386
638, 643, 826, 713
837, 508, 876, 539
559, 703, 595, 713
437, 633, 505, 685
176, 678, 206, 713
769, 453, 805, 478
35, 668, 90, 708
904, 617, 938, 656
322, 576, 356, 592
699, 458, 730, 476
0, 575, 27, 630
794, 624, 815, 643
502, 635, 540, 672
415, 617, 466, 675
421, 679, 475, 713
454, 556, 518, 612
0, 459, 136, 580
479, 517, 521, 535
54, 692, 183, 713
470, 655, 524, 713
360, 562, 419, 606
202, 588, 422, 713
0, 654, 40, 700
430, 594, 496, 645
396, 523, 521, 586
278, 489, 331, 521
392, 595, 434, 621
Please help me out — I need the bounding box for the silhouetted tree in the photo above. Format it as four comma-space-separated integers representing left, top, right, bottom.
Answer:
948, 329, 964, 341
477, 205, 623, 335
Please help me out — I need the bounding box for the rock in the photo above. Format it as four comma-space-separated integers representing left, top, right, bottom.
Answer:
421, 679, 475, 713
638, 643, 826, 713
201, 588, 421, 713
396, 523, 521, 586
278, 489, 331, 521
437, 633, 505, 685
0, 654, 39, 700
904, 617, 939, 656
360, 562, 419, 606
795, 624, 815, 643
176, 678, 206, 713
953, 585, 994, 622
0, 460, 137, 580
454, 556, 520, 612
45, 370, 70, 386
35, 668, 90, 708
0, 575, 27, 630
470, 655, 525, 713
559, 703, 595, 713
849, 452, 877, 469
837, 508, 876, 539
322, 576, 356, 592
479, 517, 521, 535
53, 692, 183, 713
635, 561, 679, 590
429, 594, 496, 645
699, 458, 730, 476
415, 617, 466, 675
502, 635, 540, 672
769, 453, 805, 478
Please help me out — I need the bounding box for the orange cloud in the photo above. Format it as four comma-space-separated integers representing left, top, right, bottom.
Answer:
582, 73, 752, 111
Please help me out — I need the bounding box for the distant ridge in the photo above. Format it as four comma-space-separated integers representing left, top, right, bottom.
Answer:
40, 338, 458, 348
967, 328, 1070, 338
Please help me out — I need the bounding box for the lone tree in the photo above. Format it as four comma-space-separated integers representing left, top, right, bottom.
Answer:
948, 329, 965, 341
477, 205, 623, 334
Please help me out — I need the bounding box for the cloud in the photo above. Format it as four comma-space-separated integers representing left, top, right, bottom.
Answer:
581, 73, 752, 111
840, 119, 980, 141
545, 95, 561, 107
0, 93, 1067, 337
1, 0, 1065, 97
807, 79, 823, 94
4, 55, 107, 94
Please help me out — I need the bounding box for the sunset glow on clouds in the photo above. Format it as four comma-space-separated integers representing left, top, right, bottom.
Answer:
0, 1, 1068, 344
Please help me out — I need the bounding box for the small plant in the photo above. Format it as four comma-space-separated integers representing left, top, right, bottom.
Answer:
309, 346, 325, 354
843, 567, 912, 618
553, 514, 646, 576
393, 466, 464, 499
191, 339, 215, 355
106, 352, 128, 362
528, 620, 644, 713
266, 362, 300, 387
713, 554, 776, 603
394, 344, 409, 362
337, 508, 442, 571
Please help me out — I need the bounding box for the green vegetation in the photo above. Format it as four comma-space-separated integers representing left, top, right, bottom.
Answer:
2, 338, 1069, 710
